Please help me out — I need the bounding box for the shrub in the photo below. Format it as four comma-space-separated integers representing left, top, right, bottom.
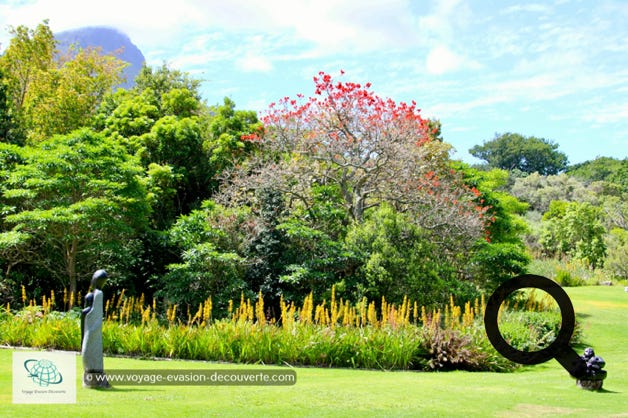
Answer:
554, 269, 586, 287
0, 288, 543, 372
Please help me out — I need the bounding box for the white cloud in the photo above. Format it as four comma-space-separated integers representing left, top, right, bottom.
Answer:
584, 102, 628, 124
236, 53, 273, 73
425, 45, 462, 74
502, 4, 550, 14
425, 45, 480, 75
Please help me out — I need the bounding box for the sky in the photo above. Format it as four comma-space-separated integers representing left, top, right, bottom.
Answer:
0, 0, 627, 165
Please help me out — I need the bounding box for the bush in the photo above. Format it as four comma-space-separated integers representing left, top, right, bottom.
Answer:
554, 269, 586, 287
0, 294, 518, 372
499, 310, 560, 351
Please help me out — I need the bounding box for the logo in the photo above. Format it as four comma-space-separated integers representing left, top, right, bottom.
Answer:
24, 358, 63, 387
13, 350, 76, 404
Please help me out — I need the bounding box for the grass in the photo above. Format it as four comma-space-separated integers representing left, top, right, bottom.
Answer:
1, 286, 627, 417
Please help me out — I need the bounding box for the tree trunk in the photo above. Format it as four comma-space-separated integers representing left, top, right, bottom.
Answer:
67, 238, 78, 308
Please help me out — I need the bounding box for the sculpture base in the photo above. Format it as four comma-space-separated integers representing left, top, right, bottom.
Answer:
83, 371, 111, 388
576, 377, 605, 391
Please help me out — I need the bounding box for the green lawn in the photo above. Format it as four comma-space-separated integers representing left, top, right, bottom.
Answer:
1, 286, 626, 417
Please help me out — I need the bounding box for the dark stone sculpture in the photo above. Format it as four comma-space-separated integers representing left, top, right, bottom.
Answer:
576, 347, 607, 390
81, 269, 110, 388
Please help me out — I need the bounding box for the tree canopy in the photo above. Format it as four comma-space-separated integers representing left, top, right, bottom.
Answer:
470, 132, 568, 175
0, 21, 127, 144
0, 129, 150, 297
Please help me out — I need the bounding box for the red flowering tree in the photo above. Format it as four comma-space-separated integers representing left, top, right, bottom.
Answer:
221, 71, 488, 249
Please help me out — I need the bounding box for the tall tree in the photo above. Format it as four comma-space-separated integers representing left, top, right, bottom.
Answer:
220, 71, 487, 247
470, 133, 568, 175
24, 46, 126, 141
0, 21, 126, 143
540, 201, 606, 268
0, 129, 150, 298
0, 68, 15, 143
0, 21, 55, 113
567, 157, 628, 191
0, 21, 55, 145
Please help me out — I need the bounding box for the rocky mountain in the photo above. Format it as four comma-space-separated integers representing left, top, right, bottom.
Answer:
55, 27, 145, 89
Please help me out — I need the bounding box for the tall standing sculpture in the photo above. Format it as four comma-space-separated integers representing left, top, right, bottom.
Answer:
81, 269, 110, 388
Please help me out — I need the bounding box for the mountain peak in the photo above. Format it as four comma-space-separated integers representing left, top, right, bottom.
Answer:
55, 27, 145, 89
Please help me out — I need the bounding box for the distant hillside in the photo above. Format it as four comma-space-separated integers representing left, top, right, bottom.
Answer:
55, 27, 145, 89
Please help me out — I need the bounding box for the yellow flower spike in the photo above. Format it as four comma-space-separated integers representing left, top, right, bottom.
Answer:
330, 286, 338, 326
413, 301, 418, 324
367, 301, 377, 327
21, 285, 27, 306
381, 296, 388, 325
116, 289, 125, 309
256, 291, 265, 325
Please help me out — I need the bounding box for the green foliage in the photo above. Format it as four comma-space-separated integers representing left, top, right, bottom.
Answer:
0, 307, 512, 372
567, 157, 628, 190
134, 63, 201, 102
0, 129, 150, 294
540, 201, 606, 268
470, 132, 568, 175
527, 258, 607, 286
0, 20, 55, 113
510, 172, 591, 213
203, 97, 261, 189
276, 185, 354, 299
96, 70, 261, 230
469, 241, 530, 289
498, 310, 565, 351
553, 269, 586, 287
0, 68, 19, 144
99, 89, 160, 140
605, 228, 628, 280
25, 46, 126, 142
344, 205, 461, 306
0, 21, 126, 143
163, 244, 246, 317
161, 202, 254, 314
453, 164, 530, 289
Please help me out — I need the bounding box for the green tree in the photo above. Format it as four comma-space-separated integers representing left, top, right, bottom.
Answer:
470, 133, 568, 175
0, 21, 127, 143
0, 68, 17, 143
454, 165, 530, 289
134, 64, 201, 103
0, 129, 150, 298
162, 201, 253, 316
24, 46, 126, 142
540, 201, 606, 268
0, 21, 55, 113
567, 157, 628, 191
98, 67, 260, 229
204, 97, 261, 190
0, 21, 55, 145
510, 172, 591, 213
344, 205, 470, 306
0, 142, 28, 277
605, 228, 628, 280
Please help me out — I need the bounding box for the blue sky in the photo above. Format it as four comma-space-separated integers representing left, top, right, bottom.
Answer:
1, 0, 627, 164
